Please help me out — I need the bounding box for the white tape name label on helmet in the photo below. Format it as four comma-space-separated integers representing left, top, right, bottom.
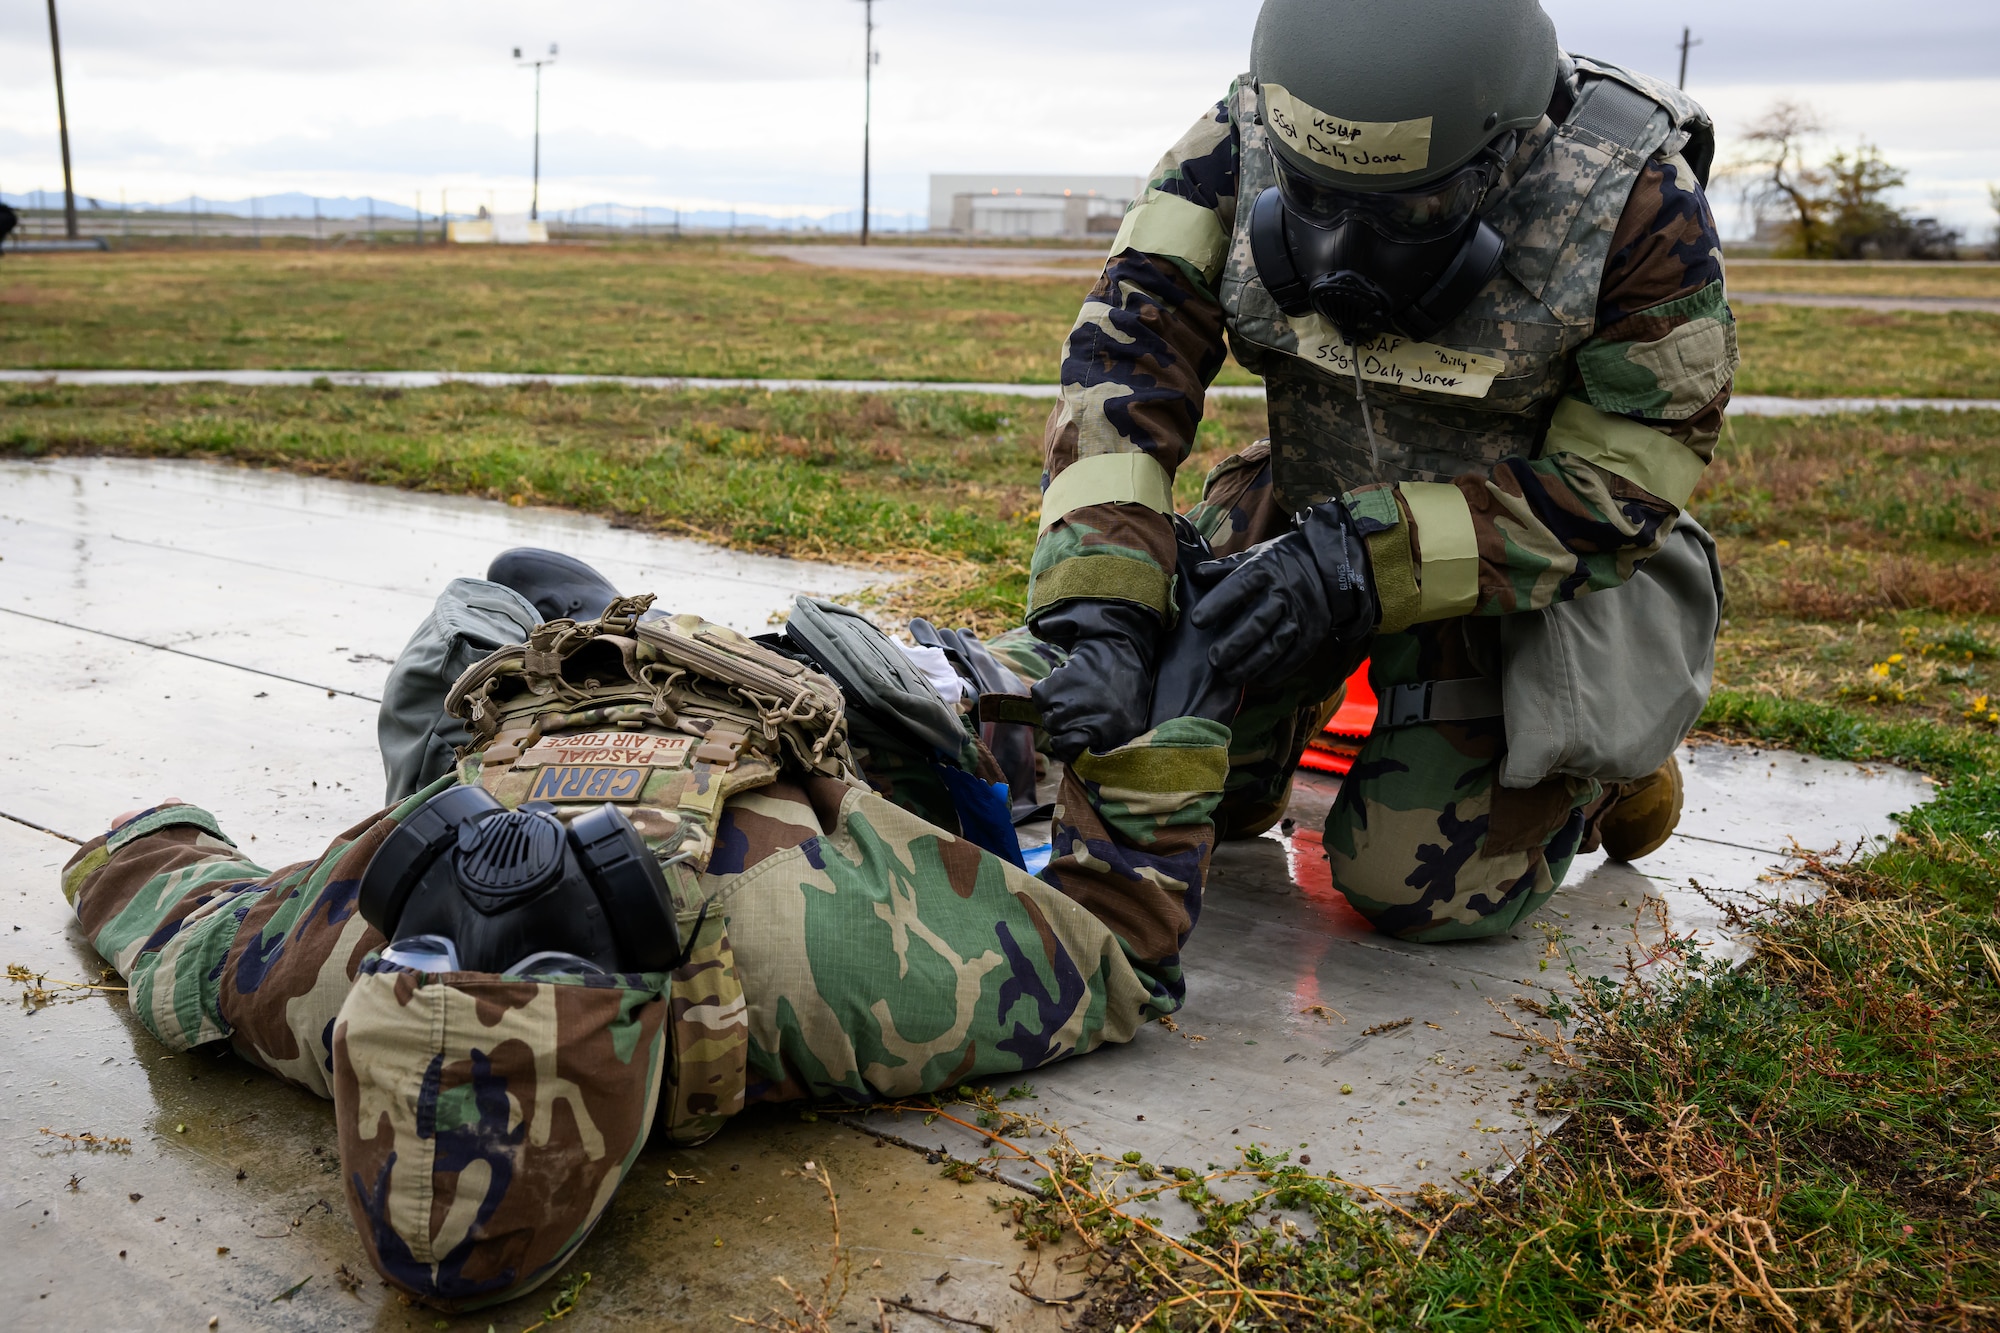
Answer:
1289, 315, 1503, 399
1262, 83, 1433, 175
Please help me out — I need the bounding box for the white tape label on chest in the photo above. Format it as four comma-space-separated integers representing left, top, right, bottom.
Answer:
515, 731, 697, 770
1288, 315, 1504, 399
1262, 83, 1432, 175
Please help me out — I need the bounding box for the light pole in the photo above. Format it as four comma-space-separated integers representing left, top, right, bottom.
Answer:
855, 0, 878, 245
44, 0, 78, 238
1676, 27, 1702, 90
513, 43, 557, 221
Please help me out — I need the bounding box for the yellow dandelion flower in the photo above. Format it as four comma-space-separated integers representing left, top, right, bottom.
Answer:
1887, 653, 1904, 664
1870, 663, 1891, 679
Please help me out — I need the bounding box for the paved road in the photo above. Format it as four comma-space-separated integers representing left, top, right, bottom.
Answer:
1731, 290, 2000, 314
754, 242, 1105, 278
751, 247, 2000, 310
7, 367, 1999, 415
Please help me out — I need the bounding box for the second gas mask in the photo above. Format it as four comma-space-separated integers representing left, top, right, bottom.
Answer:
1249, 147, 1510, 346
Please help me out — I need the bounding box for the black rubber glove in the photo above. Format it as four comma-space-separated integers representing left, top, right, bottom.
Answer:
1189, 500, 1378, 684
1147, 515, 1243, 730
1030, 599, 1161, 761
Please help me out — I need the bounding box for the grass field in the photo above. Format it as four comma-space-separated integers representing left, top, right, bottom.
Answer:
4, 251, 1998, 1327
5, 245, 2000, 398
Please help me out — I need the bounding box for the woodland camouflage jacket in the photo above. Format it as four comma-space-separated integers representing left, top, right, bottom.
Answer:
1029, 57, 1737, 636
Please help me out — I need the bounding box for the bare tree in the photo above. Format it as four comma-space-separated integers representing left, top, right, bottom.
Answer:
1729, 100, 1829, 256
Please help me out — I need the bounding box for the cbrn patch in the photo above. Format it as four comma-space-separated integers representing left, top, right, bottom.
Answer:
525, 765, 649, 802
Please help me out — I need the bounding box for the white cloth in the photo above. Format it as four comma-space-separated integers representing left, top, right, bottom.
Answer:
896, 643, 969, 705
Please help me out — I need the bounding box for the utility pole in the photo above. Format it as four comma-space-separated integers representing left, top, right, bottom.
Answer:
855, 0, 878, 245
45, 0, 78, 238
513, 43, 557, 221
1677, 26, 1702, 90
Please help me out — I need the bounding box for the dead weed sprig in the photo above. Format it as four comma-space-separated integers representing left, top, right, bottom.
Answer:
9, 961, 127, 1012
733, 1159, 852, 1333
38, 1127, 132, 1151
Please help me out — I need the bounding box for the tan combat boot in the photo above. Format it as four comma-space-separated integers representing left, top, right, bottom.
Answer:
1595, 753, 1684, 862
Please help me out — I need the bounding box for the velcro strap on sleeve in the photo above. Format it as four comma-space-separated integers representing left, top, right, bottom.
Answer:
1398, 481, 1480, 621
1109, 190, 1229, 282
1544, 395, 1707, 508
1026, 553, 1172, 619
1039, 453, 1176, 534
107, 804, 233, 854
1069, 718, 1231, 795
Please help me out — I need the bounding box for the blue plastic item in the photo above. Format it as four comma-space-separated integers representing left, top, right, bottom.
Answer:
935, 764, 1026, 869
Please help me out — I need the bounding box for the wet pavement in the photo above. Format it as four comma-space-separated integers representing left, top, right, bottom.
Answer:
0, 457, 1935, 1328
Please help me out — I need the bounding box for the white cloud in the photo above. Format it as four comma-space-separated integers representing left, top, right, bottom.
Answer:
0, 0, 1994, 235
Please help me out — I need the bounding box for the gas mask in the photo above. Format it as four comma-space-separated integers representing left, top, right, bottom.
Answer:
357, 784, 685, 976
1249, 141, 1513, 345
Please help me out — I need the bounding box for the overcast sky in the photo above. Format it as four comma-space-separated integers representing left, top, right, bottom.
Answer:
2, 0, 1995, 236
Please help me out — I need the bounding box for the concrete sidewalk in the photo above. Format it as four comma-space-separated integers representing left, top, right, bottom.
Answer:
0, 457, 1933, 1329
7, 368, 1998, 416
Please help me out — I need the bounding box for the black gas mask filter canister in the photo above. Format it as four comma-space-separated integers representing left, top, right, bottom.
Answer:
357, 784, 686, 977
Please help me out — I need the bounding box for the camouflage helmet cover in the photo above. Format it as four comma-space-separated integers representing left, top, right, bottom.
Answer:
1251, 0, 1559, 192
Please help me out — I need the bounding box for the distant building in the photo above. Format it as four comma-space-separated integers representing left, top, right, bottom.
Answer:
449, 209, 548, 245
929, 174, 1143, 239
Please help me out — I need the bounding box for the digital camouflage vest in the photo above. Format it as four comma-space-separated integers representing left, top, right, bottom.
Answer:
1216, 57, 1711, 508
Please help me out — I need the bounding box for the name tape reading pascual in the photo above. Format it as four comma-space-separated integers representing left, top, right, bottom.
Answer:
1288, 315, 1503, 398
513, 732, 698, 770
1262, 83, 1433, 175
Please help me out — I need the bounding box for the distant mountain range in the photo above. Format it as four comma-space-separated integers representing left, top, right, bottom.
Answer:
0, 190, 920, 231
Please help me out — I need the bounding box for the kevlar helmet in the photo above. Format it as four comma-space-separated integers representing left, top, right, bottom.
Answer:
1246, 0, 1558, 343
1250, 0, 1558, 195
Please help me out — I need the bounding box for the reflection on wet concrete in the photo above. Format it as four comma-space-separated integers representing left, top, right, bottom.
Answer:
865, 747, 1933, 1206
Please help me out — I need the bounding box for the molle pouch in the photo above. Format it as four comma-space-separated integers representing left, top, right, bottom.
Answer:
330, 961, 673, 1311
